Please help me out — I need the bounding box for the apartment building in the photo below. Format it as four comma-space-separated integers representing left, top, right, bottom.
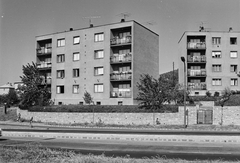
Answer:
179, 28, 240, 96
36, 20, 159, 105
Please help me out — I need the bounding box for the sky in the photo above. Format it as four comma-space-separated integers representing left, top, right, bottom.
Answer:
0, 0, 240, 85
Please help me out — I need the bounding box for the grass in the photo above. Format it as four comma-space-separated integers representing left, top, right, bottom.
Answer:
0, 143, 239, 163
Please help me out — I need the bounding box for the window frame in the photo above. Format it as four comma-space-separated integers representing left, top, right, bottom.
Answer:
57, 70, 65, 79
230, 78, 238, 86
94, 67, 104, 76
72, 85, 80, 94
230, 37, 237, 45
73, 68, 80, 78
94, 84, 104, 93
212, 51, 221, 58
57, 38, 65, 47
94, 50, 104, 59
73, 36, 80, 45
73, 52, 80, 61
212, 64, 222, 72
230, 51, 238, 58
212, 78, 222, 86
56, 85, 64, 94
212, 37, 221, 45
94, 33, 104, 42
57, 54, 65, 63
230, 65, 238, 72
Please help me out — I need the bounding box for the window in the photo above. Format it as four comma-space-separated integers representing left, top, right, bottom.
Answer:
212, 37, 221, 45
94, 67, 104, 76
73, 85, 79, 94
212, 78, 222, 86
118, 101, 123, 105
79, 102, 84, 105
73, 69, 79, 77
57, 54, 65, 63
57, 70, 65, 78
230, 51, 238, 58
94, 33, 104, 42
231, 78, 238, 86
73, 36, 80, 45
230, 37, 237, 45
56, 85, 64, 94
94, 84, 103, 93
212, 64, 222, 72
94, 50, 104, 59
212, 51, 221, 58
57, 38, 65, 47
96, 101, 101, 105
73, 52, 80, 61
230, 65, 238, 72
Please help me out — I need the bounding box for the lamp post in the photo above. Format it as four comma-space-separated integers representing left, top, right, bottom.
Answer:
181, 56, 187, 128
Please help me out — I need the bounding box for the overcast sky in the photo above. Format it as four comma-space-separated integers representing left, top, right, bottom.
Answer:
0, 0, 240, 85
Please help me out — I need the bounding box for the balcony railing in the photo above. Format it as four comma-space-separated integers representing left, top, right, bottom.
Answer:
110, 91, 132, 98
187, 56, 206, 62
188, 82, 206, 90
188, 69, 206, 77
110, 72, 132, 81
187, 42, 206, 49
111, 36, 132, 45
41, 78, 51, 85
37, 62, 52, 69
37, 47, 52, 55
110, 53, 132, 63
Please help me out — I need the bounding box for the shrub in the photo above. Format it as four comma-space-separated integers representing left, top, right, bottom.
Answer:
214, 91, 220, 97
27, 104, 179, 113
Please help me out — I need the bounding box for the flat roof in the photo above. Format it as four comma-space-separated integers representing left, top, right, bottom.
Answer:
36, 20, 158, 38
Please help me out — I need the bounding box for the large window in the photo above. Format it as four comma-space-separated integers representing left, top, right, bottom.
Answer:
73, 36, 80, 45
212, 64, 221, 72
212, 78, 222, 86
230, 65, 238, 72
212, 37, 221, 45
57, 38, 65, 47
94, 84, 103, 93
230, 51, 238, 58
212, 51, 221, 58
73, 68, 80, 77
94, 33, 104, 42
230, 37, 237, 45
73, 52, 80, 61
57, 54, 65, 63
231, 78, 238, 86
57, 70, 65, 78
73, 85, 79, 94
94, 67, 104, 76
94, 50, 104, 59
56, 85, 64, 94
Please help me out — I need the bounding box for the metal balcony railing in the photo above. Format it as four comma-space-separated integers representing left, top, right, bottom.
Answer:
41, 78, 51, 85
37, 62, 52, 69
111, 36, 132, 45
110, 91, 132, 98
110, 72, 132, 81
110, 53, 132, 63
187, 69, 206, 77
37, 47, 52, 55
187, 56, 206, 62
188, 82, 206, 90
187, 42, 206, 49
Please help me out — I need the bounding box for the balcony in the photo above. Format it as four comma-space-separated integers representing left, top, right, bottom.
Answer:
37, 47, 52, 56
187, 56, 206, 63
110, 91, 132, 98
111, 36, 132, 46
37, 62, 52, 70
188, 69, 206, 77
110, 53, 132, 64
188, 82, 206, 90
110, 71, 132, 81
187, 42, 206, 49
41, 78, 51, 85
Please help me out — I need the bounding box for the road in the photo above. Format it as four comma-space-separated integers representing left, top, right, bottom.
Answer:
1, 123, 240, 160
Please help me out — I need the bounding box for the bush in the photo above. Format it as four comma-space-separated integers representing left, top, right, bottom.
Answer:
27, 104, 179, 113
215, 94, 240, 106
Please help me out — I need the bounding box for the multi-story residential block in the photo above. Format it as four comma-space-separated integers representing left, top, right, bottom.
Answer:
36, 20, 159, 105
179, 28, 240, 96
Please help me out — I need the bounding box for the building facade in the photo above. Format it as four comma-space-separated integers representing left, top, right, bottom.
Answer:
179, 29, 240, 96
36, 20, 159, 105
0, 83, 14, 95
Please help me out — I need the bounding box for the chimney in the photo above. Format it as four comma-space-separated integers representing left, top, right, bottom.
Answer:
121, 18, 125, 22
229, 27, 233, 32
90, 23, 93, 28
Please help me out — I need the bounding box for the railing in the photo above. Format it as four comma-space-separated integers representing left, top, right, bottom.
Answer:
37, 62, 52, 69
111, 36, 132, 45
37, 47, 52, 55
41, 78, 51, 85
110, 91, 132, 98
188, 82, 206, 90
187, 69, 206, 77
187, 42, 206, 49
110, 53, 132, 63
187, 56, 206, 62
110, 72, 132, 81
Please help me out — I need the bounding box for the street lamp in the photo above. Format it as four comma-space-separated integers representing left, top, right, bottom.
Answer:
181, 56, 187, 128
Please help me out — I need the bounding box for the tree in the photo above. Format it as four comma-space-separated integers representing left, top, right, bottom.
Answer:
6, 89, 19, 106
136, 74, 173, 110
19, 62, 51, 109
83, 91, 94, 105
